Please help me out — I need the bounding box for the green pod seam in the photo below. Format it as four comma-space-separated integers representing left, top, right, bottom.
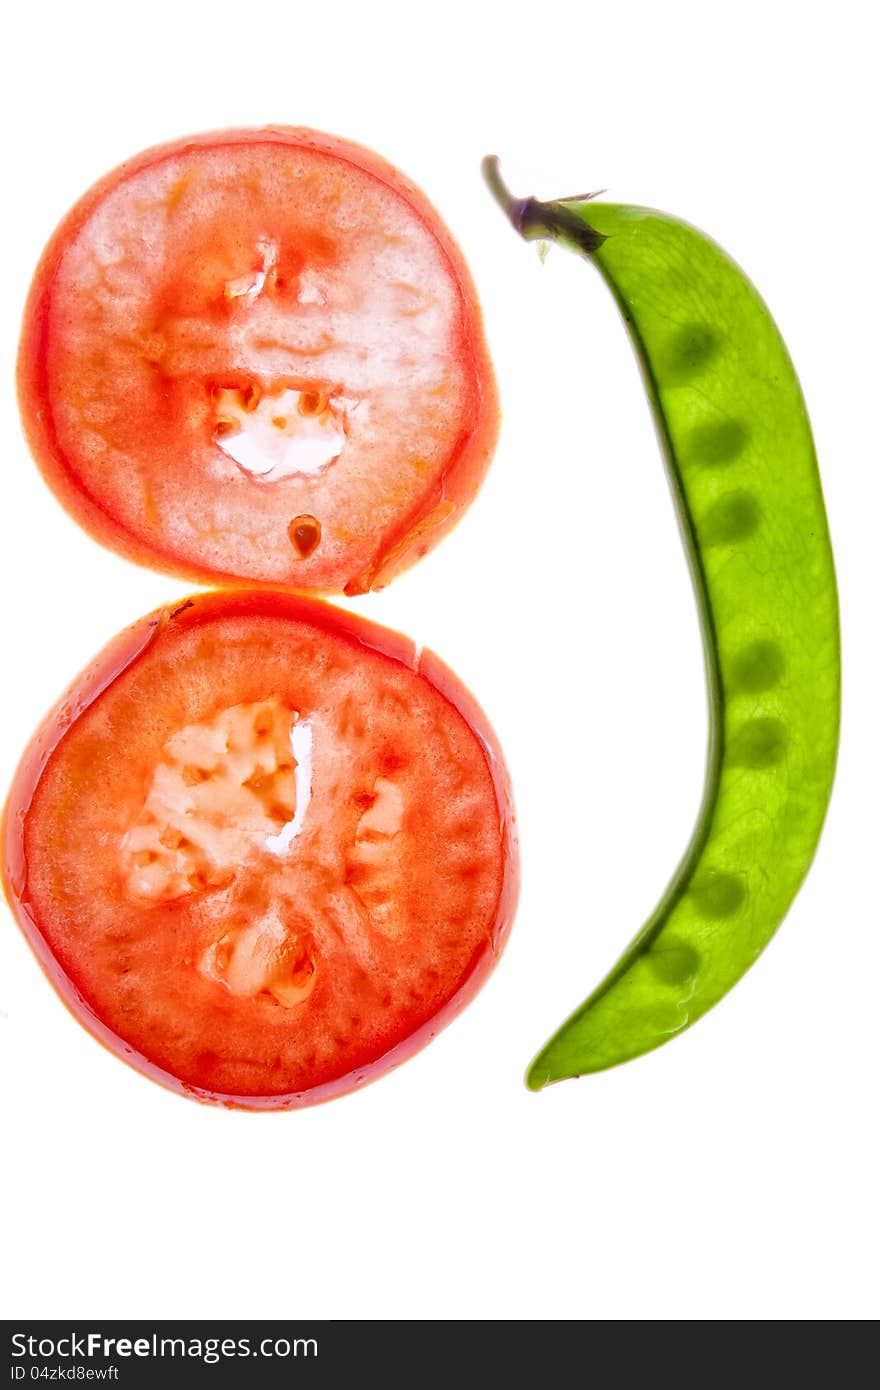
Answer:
484, 160, 840, 1086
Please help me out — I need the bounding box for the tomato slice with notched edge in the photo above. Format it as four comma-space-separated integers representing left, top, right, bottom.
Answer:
3, 592, 518, 1108
17, 127, 499, 595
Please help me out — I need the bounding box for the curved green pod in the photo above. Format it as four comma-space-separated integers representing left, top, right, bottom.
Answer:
484, 159, 840, 1087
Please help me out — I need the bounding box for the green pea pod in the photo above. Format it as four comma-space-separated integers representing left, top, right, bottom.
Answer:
484, 158, 840, 1087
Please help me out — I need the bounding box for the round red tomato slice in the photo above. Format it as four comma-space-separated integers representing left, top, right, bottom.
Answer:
18, 127, 499, 594
3, 592, 518, 1107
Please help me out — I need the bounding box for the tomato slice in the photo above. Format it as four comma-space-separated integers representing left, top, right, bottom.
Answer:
3, 592, 518, 1107
18, 127, 499, 594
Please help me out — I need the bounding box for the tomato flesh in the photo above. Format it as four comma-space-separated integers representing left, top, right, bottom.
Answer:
3, 593, 518, 1107
18, 128, 499, 593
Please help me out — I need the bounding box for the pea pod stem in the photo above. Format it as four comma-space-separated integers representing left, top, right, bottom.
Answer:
485, 158, 840, 1087
482, 155, 606, 252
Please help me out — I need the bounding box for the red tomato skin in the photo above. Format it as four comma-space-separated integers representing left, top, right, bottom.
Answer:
17, 127, 500, 595
3, 592, 518, 1109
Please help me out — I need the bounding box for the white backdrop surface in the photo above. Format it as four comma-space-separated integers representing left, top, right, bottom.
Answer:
1, 0, 876, 1321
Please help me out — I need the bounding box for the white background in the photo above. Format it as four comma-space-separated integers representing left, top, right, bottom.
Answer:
2, 0, 876, 1322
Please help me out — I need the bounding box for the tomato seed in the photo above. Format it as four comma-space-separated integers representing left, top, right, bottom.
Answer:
289, 514, 321, 557
298, 391, 326, 416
